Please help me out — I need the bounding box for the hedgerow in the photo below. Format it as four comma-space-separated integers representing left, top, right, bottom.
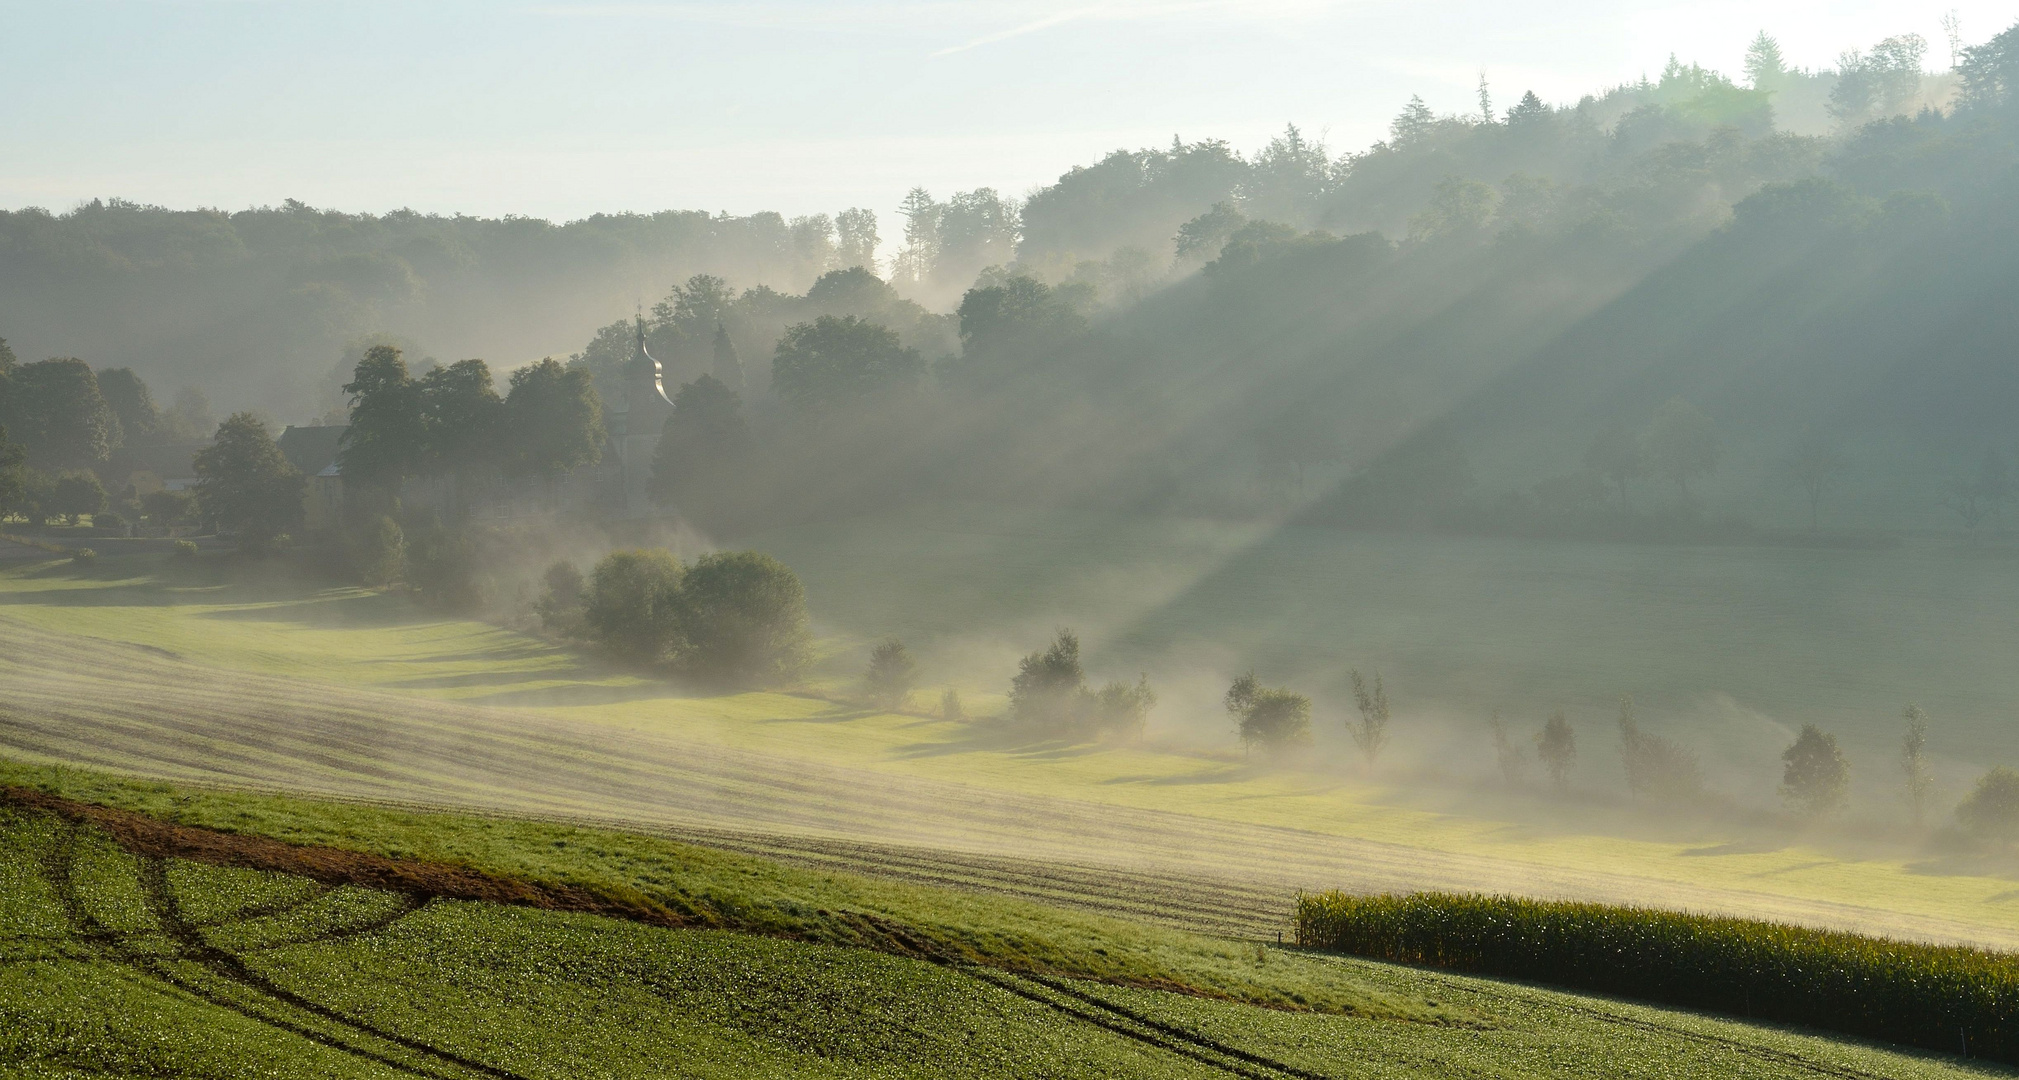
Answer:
1296, 890, 2019, 1062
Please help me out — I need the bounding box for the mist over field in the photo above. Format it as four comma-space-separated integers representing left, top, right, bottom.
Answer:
9, 6, 2019, 1076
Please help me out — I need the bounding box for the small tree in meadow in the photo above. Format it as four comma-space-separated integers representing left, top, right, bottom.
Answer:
1780, 723, 1850, 817
1535, 711, 1577, 791
863, 637, 918, 710
1007, 629, 1154, 736
1348, 670, 1390, 767
1617, 695, 1703, 804
1226, 672, 1311, 754
676, 550, 810, 685
1956, 767, 2019, 843
1901, 704, 1932, 827
1488, 711, 1528, 786
1092, 676, 1158, 738
1010, 629, 1088, 727
939, 687, 965, 721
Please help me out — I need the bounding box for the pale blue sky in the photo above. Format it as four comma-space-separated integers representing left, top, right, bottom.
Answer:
3, 1, 2013, 223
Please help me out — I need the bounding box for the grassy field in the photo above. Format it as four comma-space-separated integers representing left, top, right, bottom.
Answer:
7, 549, 2019, 954
1, 767, 2003, 1080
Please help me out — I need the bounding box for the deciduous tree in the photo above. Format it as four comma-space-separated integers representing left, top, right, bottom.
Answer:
1348, 670, 1390, 767
1617, 695, 1703, 803
771, 316, 922, 410
12, 359, 115, 468
864, 637, 918, 710
1536, 711, 1577, 790
1901, 704, 1932, 827
192, 413, 305, 551
1957, 767, 2019, 842
1780, 723, 1850, 816
503, 358, 604, 478
676, 551, 810, 685
339, 346, 424, 489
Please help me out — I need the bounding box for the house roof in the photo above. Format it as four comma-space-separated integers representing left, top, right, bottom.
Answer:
279, 425, 347, 477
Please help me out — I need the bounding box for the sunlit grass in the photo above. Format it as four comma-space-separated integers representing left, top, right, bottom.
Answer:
0, 780, 1997, 1079
7, 550, 2019, 952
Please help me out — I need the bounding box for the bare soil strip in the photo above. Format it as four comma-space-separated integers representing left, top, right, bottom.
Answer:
6, 786, 704, 930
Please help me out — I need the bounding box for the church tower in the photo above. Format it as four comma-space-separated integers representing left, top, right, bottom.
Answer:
615, 312, 674, 515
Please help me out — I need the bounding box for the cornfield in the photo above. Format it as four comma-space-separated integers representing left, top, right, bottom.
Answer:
1296, 890, 2019, 1062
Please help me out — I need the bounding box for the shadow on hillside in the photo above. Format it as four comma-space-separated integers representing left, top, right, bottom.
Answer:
889, 723, 1106, 761
459, 683, 686, 707
385, 668, 586, 691
1097, 765, 1251, 787
194, 595, 425, 630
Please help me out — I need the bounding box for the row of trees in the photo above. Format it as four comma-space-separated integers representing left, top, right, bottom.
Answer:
338, 346, 605, 495
0, 340, 214, 468
1483, 697, 2019, 840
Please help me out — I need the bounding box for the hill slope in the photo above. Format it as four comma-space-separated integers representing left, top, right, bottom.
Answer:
1, 771, 1995, 1080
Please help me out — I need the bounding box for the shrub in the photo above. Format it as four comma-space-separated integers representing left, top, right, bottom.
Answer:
675, 551, 810, 684
351, 516, 406, 586
534, 561, 586, 635
49, 471, 107, 525
1092, 676, 1158, 737
1617, 695, 1702, 803
70, 547, 96, 564
1009, 629, 1088, 727
583, 549, 686, 664
938, 687, 965, 720
1226, 672, 1310, 753
94, 510, 128, 533
405, 519, 482, 611
1007, 628, 1155, 736
143, 488, 196, 528
1780, 723, 1850, 816
1957, 767, 2019, 843
863, 637, 918, 710
171, 540, 199, 558
1297, 890, 2019, 1063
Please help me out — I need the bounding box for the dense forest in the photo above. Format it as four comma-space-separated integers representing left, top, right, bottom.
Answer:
4, 25, 2017, 534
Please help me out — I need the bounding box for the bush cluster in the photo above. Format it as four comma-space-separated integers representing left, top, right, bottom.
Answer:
556, 548, 810, 686
1007, 629, 1155, 736
1296, 890, 2019, 1062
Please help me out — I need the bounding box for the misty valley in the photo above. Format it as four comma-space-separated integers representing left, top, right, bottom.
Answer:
7, 13, 2019, 1079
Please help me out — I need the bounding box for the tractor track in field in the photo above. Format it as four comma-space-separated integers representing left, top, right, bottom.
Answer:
10, 794, 1330, 1080
8, 787, 1972, 1080
35, 820, 506, 1080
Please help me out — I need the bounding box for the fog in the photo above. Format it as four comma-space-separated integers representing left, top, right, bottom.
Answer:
8, 13, 2019, 944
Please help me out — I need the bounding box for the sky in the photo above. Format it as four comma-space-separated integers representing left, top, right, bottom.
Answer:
3, 0, 2016, 227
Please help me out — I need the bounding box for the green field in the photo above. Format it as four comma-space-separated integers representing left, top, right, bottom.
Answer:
5, 542, 2019, 955
1, 769, 2001, 1080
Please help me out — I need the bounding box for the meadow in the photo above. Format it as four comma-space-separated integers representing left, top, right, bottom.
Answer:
7, 543, 2019, 954
1, 767, 2003, 1080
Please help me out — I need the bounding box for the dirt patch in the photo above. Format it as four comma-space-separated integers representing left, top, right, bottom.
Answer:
0, 785, 706, 931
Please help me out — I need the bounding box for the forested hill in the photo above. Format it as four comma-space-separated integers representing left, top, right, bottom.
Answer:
0, 205, 872, 412
4, 25, 2016, 534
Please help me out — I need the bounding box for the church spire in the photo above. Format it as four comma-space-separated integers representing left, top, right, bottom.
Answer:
634, 305, 672, 406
